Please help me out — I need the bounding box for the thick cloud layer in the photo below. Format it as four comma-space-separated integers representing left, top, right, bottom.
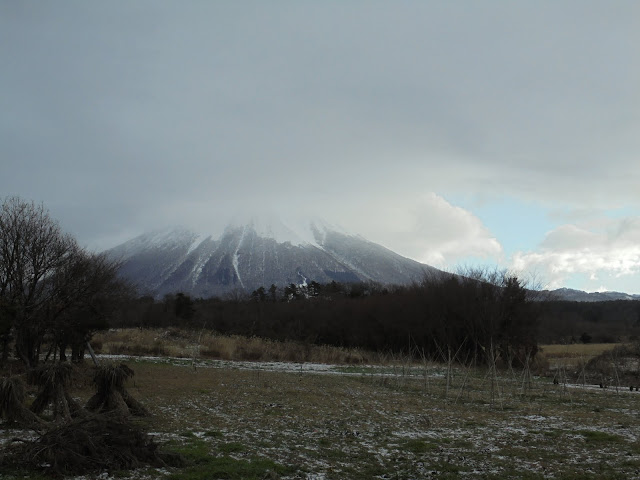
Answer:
1, 2, 638, 292
513, 218, 640, 291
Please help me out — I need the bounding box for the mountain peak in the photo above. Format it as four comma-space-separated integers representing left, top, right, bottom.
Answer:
107, 216, 439, 298
223, 213, 347, 248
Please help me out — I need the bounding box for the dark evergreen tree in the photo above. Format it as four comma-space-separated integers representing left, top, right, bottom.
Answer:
251, 287, 267, 302
174, 293, 196, 320
268, 284, 278, 302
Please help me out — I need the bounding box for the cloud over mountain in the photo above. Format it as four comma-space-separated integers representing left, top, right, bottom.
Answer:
349, 193, 503, 268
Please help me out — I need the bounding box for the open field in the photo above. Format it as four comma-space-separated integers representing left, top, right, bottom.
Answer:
92, 328, 382, 365
539, 343, 620, 370
94, 328, 624, 369
3, 353, 640, 480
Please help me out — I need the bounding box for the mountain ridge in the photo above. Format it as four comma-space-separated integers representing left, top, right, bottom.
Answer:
106, 219, 441, 298
545, 287, 640, 302
105, 219, 640, 302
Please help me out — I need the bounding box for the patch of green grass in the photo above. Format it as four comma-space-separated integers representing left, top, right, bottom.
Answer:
463, 420, 486, 427
318, 438, 331, 447
452, 438, 474, 448
320, 447, 351, 461
166, 439, 294, 480
498, 445, 564, 463
217, 441, 245, 454
166, 456, 294, 480
169, 439, 212, 464
629, 441, 640, 454
316, 451, 385, 480
402, 438, 439, 454
579, 430, 624, 444
543, 429, 564, 439
536, 470, 627, 480
429, 460, 465, 474
433, 436, 473, 448
621, 458, 640, 468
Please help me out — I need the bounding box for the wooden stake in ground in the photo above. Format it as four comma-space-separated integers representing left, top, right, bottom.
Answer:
85, 363, 148, 416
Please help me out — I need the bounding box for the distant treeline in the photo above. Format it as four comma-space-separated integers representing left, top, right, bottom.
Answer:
537, 299, 640, 344
113, 273, 541, 366
111, 278, 640, 364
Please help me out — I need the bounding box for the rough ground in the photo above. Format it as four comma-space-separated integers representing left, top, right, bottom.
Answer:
2, 356, 640, 479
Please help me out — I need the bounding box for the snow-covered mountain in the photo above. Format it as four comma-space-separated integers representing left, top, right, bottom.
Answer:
106, 217, 441, 298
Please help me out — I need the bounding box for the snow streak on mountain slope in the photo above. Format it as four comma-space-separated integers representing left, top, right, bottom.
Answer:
106, 218, 441, 298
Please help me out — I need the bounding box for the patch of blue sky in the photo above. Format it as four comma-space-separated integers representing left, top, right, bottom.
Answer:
560, 272, 593, 292
446, 194, 554, 258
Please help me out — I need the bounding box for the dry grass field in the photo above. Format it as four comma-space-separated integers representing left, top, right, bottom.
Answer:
3, 348, 640, 480
92, 328, 381, 365
539, 343, 620, 369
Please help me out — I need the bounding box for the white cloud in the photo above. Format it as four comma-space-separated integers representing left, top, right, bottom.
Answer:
540, 225, 599, 250
350, 193, 503, 268
511, 217, 640, 291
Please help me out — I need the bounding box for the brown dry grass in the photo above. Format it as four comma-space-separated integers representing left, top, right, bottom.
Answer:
92, 328, 381, 365
539, 343, 620, 369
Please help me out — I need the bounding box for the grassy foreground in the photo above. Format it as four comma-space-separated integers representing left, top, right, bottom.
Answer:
4, 354, 640, 480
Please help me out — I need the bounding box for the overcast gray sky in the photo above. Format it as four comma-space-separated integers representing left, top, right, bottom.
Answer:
1, 1, 639, 293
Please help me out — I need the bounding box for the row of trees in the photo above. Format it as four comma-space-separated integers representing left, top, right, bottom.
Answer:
537, 299, 640, 344
250, 280, 383, 302
115, 270, 540, 366
0, 196, 128, 367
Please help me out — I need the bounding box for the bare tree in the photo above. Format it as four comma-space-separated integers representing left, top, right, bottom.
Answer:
0, 196, 130, 366
49, 251, 131, 362
0, 196, 78, 366
455, 266, 539, 367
